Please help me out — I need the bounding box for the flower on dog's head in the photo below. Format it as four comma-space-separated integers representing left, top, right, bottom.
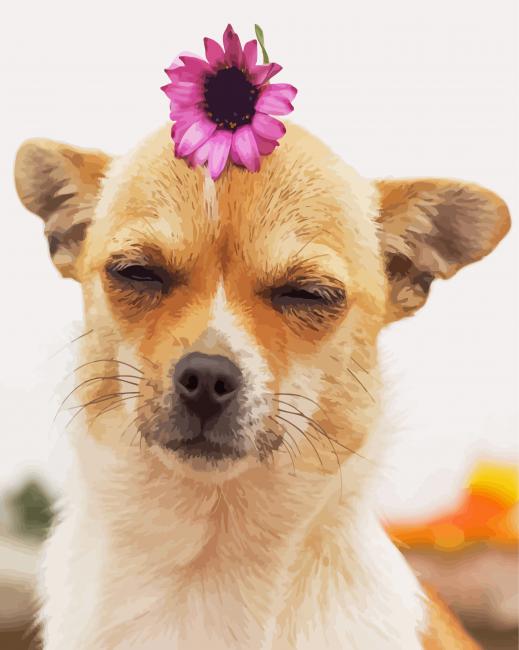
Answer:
161, 24, 297, 179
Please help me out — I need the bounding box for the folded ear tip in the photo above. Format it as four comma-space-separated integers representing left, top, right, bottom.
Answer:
14, 137, 110, 280
15, 139, 58, 215
15, 138, 59, 167
452, 180, 512, 255
15, 137, 57, 175
378, 176, 512, 323
498, 200, 512, 237
476, 183, 511, 243
15, 139, 41, 176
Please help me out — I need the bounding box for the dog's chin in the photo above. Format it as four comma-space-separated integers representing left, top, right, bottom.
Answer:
165, 434, 244, 462
147, 434, 258, 483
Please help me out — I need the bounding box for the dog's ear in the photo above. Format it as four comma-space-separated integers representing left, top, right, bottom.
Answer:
376, 178, 510, 321
15, 139, 111, 280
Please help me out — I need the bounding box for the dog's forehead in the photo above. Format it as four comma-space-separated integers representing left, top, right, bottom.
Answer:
91, 124, 381, 280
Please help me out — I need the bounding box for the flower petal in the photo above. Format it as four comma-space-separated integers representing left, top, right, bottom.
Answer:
189, 139, 211, 167
171, 118, 200, 147
255, 92, 294, 116
232, 126, 260, 172
171, 106, 205, 124
168, 95, 204, 116
261, 83, 297, 102
162, 81, 203, 105
169, 100, 197, 118
165, 58, 184, 75
163, 30, 294, 171
179, 55, 211, 75
171, 109, 205, 143
176, 118, 217, 157
171, 122, 180, 144
251, 113, 286, 140
165, 51, 200, 77
230, 140, 242, 166
223, 24, 243, 67
165, 66, 200, 84
207, 130, 232, 179
255, 134, 279, 156
250, 63, 282, 85
243, 40, 258, 71
204, 37, 225, 67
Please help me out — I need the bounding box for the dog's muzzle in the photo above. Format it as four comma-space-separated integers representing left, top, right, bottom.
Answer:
165, 352, 245, 461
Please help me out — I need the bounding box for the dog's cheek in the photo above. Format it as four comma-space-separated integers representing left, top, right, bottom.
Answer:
75, 276, 151, 446
280, 307, 380, 461
278, 363, 324, 420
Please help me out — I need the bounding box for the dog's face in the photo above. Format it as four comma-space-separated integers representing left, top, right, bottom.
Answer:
15, 125, 509, 483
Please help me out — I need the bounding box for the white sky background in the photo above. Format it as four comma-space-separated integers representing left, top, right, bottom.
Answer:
0, 0, 517, 519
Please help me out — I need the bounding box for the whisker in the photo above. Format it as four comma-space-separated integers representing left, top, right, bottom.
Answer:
275, 400, 345, 497
272, 398, 321, 422
132, 404, 161, 450
89, 395, 141, 427
69, 329, 94, 345
70, 359, 144, 377
123, 402, 156, 448
140, 355, 159, 370
279, 414, 324, 468
273, 397, 374, 463
350, 356, 369, 374
269, 415, 302, 456
347, 368, 375, 403
275, 399, 348, 450
268, 417, 298, 474
130, 425, 142, 448
274, 413, 324, 469
64, 392, 140, 429
119, 406, 147, 442
54, 375, 141, 423
281, 429, 302, 459
250, 436, 263, 460
65, 391, 141, 412
48, 328, 94, 360
257, 429, 282, 464
279, 438, 297, 476
276, 403, 341, 475
273, 392, 323, 413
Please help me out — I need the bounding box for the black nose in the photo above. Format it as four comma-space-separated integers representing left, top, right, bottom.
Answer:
174, 353, 242, 421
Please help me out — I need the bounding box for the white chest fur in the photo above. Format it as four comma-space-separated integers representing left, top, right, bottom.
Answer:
39, 438, 425, 650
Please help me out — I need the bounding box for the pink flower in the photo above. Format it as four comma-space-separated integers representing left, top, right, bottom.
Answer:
161, 24, 297, 179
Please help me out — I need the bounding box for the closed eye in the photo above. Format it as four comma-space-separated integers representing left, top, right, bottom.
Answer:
270, 283, 346, 311
107, 264, 171, 291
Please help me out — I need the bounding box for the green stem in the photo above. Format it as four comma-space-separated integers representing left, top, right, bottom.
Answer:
254, 24, 270, 64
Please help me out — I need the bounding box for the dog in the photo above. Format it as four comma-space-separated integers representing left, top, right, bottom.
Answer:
14, 123, 509, 649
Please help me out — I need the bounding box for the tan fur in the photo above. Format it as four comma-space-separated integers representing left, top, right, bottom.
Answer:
421, 585, 482, 649
15, 123, 509, 649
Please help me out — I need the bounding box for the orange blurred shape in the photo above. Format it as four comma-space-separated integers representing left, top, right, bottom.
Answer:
387, 462, 519, 551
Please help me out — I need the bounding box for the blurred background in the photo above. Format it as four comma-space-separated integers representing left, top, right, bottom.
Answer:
1, 0, 517, 647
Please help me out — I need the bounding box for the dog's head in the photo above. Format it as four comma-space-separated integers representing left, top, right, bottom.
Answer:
15, 125, 509, 483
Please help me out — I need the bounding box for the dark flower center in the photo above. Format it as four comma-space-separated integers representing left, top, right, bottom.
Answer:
204, 67, 258, 131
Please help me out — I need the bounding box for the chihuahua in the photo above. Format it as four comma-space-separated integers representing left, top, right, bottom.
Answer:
15, 123, 509, 649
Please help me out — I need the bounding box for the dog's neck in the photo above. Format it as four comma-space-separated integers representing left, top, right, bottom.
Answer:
72, 432, 360, 573
61, 432, 423, 650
